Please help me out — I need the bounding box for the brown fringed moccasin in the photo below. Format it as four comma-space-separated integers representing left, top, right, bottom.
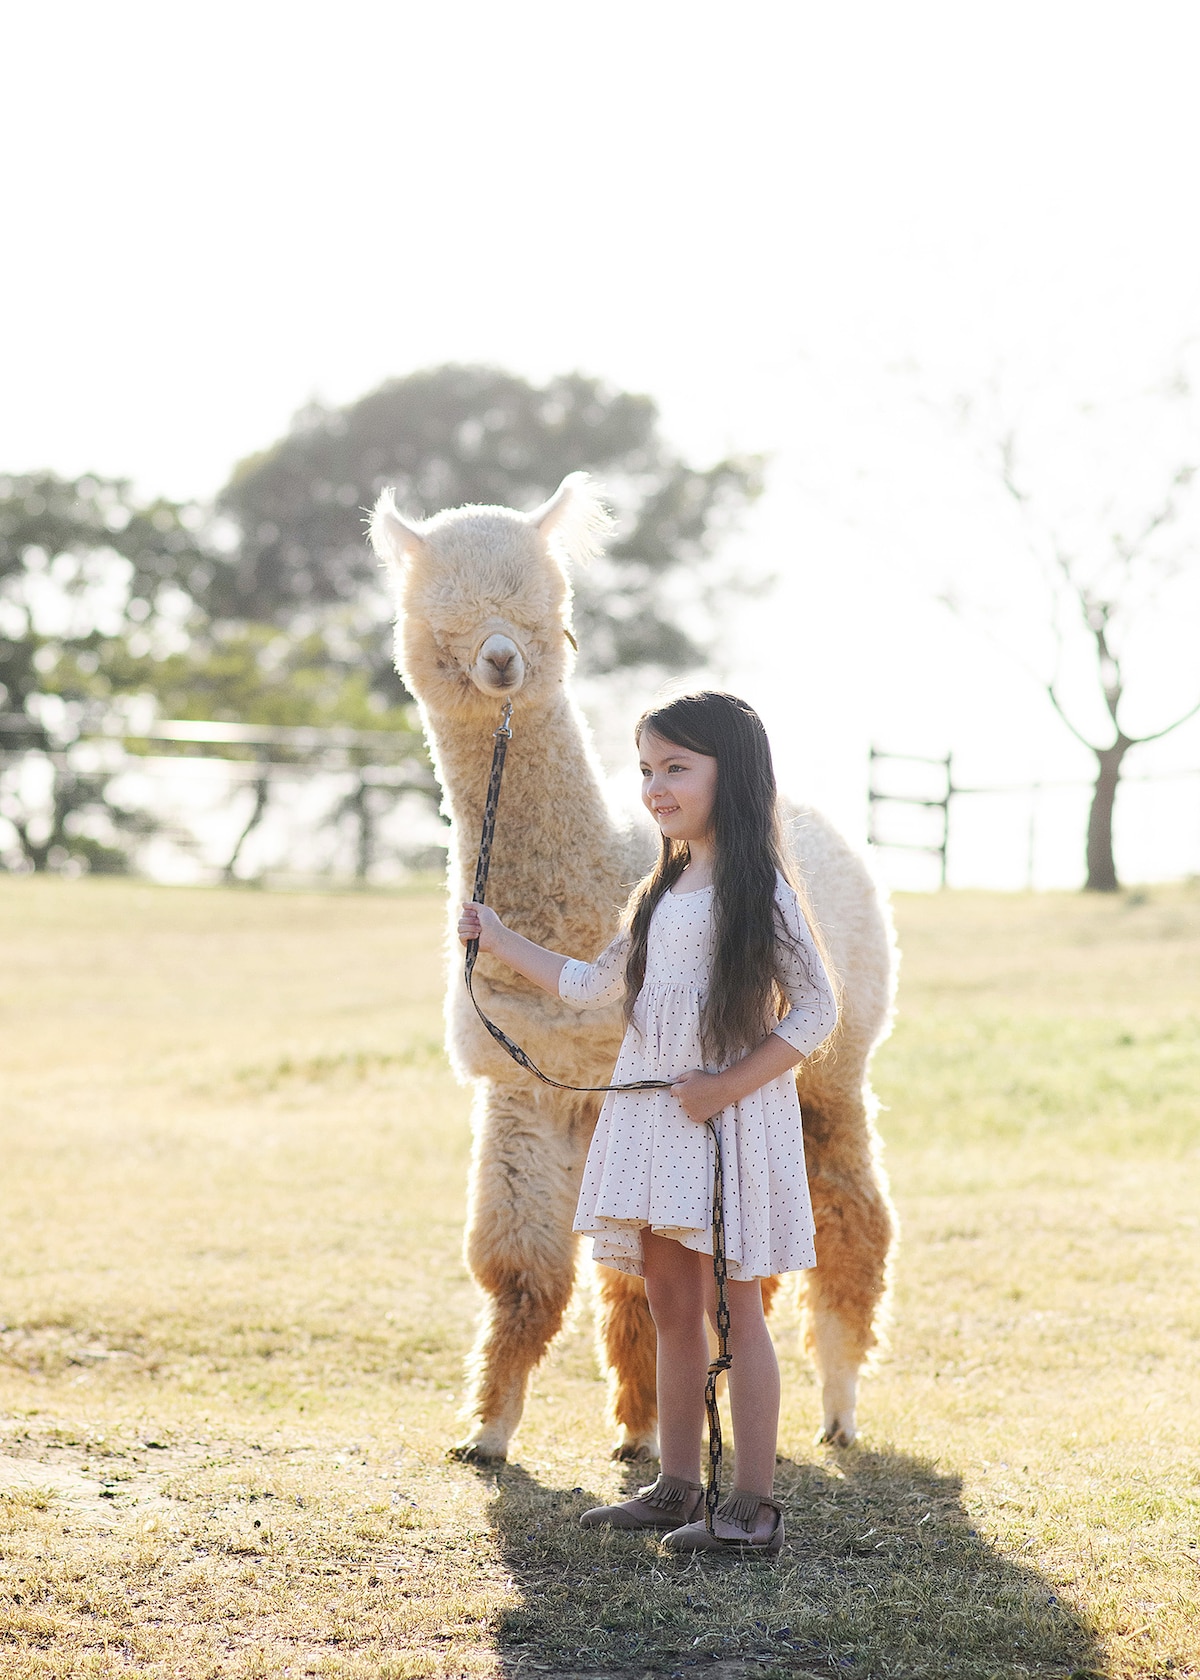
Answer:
579, 1473, 705, 1531
662, 1487, 785, 1554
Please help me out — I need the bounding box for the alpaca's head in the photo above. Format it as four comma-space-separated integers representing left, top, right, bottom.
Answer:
369, 473, 610, 721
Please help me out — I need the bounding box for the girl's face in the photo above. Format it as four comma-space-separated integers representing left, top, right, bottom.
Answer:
638, 729, 718, 846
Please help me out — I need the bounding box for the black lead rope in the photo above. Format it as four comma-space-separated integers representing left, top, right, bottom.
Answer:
703, 1136, 732, 1535
463, 701, 731, 1534
463, 701, 670, 1097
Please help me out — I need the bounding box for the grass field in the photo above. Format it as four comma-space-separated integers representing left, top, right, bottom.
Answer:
0, 876, 1197, 1680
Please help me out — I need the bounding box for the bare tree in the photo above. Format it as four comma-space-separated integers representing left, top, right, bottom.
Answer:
995, 433, 1200, 891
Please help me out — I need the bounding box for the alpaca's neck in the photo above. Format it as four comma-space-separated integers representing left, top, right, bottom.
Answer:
423, 690, 627, 900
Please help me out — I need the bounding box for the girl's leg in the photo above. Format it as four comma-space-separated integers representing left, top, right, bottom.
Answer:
578, 1234, 710, 1531
675, 1273, 780, 1545
660, 1272, 782, 1550
707, 1276, 781, 1496
641, 1228, 708, 1482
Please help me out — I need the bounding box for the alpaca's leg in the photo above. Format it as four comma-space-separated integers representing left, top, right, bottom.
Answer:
450, 1083, 581, 1463
595, 1266, 659, 1460
801, 1097, 897, 1448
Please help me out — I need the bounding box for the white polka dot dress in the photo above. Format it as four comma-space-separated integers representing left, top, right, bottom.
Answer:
560, 875, 837, 1282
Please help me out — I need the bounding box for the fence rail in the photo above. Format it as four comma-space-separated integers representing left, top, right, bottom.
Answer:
5, 712, 1199, 887
0, 715, 417, 749
869, 743, 1200, 888
867, 747, 953, 886
0, 713, 438, 883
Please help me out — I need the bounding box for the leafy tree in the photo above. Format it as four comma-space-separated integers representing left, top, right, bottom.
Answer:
1, 760, 158, 876
212, 365, 762, 676
0, 471, 208, 719
108, 623, 433, 882
103, 621, 416, 735
0, 473, 431, 878
0, 472, 209, 871
0, 370, 760, 878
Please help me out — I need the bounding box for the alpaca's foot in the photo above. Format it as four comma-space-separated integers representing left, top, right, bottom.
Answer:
815, 1407, 858, 1448
447, 1440, 506, 1464
611, 1440, 656, 1463
811, 1313, 863, 1448
448, 1421, 511, 1464
610, 1423, 658, 1463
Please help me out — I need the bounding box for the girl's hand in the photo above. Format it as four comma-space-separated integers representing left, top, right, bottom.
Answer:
456, 905, 568, 996
670, 1069, 730, 1124
458, 902, 506, 952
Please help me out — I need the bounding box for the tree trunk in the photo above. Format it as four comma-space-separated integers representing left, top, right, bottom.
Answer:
354, 775, 373, 883
224, 771, 270, 883
1085, 738, 1131, 892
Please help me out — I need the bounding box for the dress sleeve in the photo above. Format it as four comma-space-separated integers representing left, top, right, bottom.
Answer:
771, 879, 838, 1058
558, 930, 630, 1010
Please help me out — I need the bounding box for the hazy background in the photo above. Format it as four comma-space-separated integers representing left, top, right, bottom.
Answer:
5, 0, 1200, 888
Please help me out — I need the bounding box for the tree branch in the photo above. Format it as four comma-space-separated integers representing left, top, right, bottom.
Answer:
1000, 438, 1085, 605
1112, 460, 1197, 568
1045, 683, 1100, 752
938, 586, 1091, 744
1130, 693, 1200, 745
998, 431, 1029, 510
1090, 611, 1124, 728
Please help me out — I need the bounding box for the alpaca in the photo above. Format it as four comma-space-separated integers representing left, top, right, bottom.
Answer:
370, 473, 898, 1461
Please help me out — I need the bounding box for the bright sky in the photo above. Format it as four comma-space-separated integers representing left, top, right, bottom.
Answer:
5, 0, 1200, 886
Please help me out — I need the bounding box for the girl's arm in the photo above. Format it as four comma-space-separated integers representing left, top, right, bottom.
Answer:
768, 879, 839, 1058
673, 880, 838, 1123
672, 1033, 802, 1121
457, 903, 567, 997
460, 905, 630, 1009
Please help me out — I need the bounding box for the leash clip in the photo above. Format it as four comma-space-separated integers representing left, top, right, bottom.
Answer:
494, 700, 513, 741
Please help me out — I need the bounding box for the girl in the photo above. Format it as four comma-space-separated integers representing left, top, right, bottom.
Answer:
456, 691, 837, 1554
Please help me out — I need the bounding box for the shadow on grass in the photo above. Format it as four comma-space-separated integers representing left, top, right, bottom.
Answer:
479, 1449, 1105, 1680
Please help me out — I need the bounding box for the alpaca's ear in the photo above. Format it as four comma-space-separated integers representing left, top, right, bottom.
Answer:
527, 472, 587, 532
527, 471, 613, 567
369, 489, 427, 566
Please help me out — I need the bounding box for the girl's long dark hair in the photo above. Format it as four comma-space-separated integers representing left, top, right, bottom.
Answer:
623, 690, 818, 1064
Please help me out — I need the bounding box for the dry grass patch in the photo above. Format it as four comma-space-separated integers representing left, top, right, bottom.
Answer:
0, 876, 1197, 1678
